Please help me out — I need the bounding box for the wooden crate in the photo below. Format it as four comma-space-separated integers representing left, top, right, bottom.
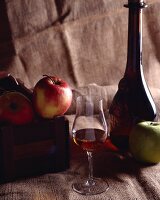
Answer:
0, 116, 70, 183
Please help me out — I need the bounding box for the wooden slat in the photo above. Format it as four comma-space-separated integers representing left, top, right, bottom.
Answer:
14, 139, 56, 160
0, 116, 70, 183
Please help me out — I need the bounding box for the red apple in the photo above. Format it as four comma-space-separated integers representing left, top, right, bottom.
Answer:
32, 75, 72, 118
0, 91, 34, 125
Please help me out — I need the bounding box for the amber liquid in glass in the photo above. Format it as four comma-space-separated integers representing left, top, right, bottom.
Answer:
73, 128, 106, 152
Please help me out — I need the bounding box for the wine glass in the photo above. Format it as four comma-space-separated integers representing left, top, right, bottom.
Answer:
71, 95, 109, 195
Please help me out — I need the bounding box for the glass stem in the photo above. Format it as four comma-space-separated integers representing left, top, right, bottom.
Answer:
86, 151, 95, 186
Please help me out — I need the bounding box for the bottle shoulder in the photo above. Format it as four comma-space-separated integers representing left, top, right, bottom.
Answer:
109, 75, 157, 121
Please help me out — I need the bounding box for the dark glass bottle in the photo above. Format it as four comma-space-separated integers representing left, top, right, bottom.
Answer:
109, 0, 157, 150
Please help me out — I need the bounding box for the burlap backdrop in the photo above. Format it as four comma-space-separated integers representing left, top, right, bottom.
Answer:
0, 1, 160, 200
0, 0, 160, 90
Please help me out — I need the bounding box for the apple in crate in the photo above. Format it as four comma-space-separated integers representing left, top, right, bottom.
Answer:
129, 121, 160, 164
33, 75, 72, 118
0, 91, 34, 125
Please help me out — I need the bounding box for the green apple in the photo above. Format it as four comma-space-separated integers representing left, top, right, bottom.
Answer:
129, 121, 160, 164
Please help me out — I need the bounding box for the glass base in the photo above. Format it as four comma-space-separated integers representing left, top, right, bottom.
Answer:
72, 178, 109, 195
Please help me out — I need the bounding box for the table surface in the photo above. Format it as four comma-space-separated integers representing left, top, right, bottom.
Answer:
0, 139, 159, 200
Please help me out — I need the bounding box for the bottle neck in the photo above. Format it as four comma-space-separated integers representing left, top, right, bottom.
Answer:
124, 0, 147, 76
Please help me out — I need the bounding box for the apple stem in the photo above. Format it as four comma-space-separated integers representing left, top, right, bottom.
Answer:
150, 122, 158, 126
10, 102, 18, 110
43, 75, 56, 84
43, 75, 62, 85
